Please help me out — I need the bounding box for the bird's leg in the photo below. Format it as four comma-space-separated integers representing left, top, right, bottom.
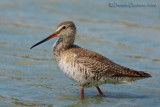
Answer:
81, 87, 84, 100
96, 86, 106, 97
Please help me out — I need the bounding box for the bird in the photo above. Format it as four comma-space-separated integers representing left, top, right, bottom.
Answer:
30, 21, 151, 100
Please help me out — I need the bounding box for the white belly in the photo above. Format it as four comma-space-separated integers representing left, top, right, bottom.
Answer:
58, 57, 88, 85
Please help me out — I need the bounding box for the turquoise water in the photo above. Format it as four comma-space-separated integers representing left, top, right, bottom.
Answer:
0, 0, 160, 106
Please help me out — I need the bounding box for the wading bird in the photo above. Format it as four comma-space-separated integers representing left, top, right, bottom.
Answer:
30, 21, 151, 100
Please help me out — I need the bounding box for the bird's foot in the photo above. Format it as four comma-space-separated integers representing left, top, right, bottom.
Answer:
100, 94, 106, 97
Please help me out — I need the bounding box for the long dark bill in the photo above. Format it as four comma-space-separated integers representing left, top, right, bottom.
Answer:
30, 33, 58, 49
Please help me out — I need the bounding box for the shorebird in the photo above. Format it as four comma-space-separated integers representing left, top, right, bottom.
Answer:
30, 21, 151, 100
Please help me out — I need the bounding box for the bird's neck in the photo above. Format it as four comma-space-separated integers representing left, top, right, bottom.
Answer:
53, 36, 75, 61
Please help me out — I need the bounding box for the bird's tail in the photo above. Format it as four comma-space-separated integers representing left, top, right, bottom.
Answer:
134, 70, 151, 78
123, 67, 152, 78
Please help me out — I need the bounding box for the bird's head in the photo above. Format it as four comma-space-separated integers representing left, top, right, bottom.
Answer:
30, 21, 76, 49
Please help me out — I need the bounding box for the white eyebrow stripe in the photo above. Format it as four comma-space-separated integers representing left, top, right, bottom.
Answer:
56, 26, 63, 32
56, 24, 68, 32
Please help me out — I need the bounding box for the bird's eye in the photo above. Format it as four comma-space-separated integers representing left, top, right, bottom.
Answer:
62, 26, 66, 29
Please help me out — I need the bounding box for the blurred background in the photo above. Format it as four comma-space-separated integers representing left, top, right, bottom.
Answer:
0, 0, 160, 106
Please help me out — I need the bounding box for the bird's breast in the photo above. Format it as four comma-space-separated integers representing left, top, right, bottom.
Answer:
58, 55, 87, 85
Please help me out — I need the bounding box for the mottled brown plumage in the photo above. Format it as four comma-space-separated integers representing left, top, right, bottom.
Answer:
30, 21, 151, 100
60, 45, 151, 86
64, 46, 150, 78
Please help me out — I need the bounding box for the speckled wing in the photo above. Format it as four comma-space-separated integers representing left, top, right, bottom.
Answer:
66, 46, 151, 78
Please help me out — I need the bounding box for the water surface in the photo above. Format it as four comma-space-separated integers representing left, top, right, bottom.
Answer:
0, 0, 160, 106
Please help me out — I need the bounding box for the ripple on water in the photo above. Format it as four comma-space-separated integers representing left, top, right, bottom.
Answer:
0, 95, 54, 106
125, 55, 160, 62
112, 20, 160, 31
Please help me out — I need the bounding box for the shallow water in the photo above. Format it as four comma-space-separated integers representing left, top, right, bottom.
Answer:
0, 0, 160, 106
